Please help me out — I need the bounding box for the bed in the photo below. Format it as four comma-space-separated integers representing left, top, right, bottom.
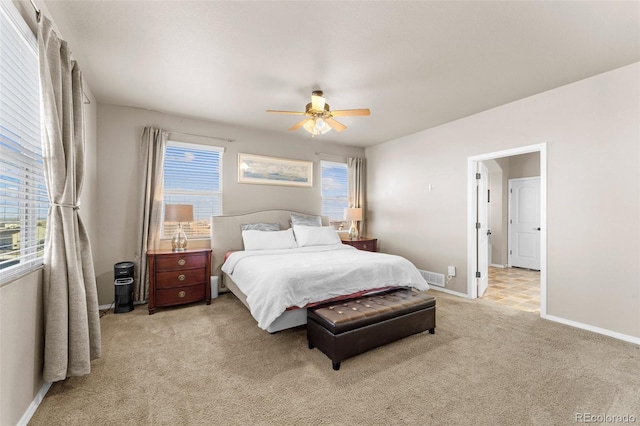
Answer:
211, 210, 429, 333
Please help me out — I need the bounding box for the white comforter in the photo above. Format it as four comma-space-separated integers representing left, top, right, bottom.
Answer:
221, 244, 429, 330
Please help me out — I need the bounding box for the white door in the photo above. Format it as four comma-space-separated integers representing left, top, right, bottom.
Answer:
476, 162, 489, 297
509, 177, 541, 270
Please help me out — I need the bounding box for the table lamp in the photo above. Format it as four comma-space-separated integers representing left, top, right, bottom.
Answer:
165, 204, 194, 252
344, 207, 363, 240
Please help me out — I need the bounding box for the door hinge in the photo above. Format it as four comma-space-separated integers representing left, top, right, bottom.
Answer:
475, 271, 481, 278
476, 222, 481, 229
509, 250, 512, 255
476, 173, 481, 180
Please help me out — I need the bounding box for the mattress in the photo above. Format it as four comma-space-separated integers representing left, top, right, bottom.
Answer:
221, 243, 429, 330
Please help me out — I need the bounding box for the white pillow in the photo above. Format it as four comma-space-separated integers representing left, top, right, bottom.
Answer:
242, 228, 298, 251
293, 225, 341, 247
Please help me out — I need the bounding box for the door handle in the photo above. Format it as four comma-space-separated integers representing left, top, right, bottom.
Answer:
533, 227, 541, 231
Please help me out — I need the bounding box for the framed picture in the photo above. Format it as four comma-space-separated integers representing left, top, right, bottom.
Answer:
238, 153, 313, 187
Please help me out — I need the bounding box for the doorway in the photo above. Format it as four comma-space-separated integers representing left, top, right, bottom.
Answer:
467, 143, 547, 317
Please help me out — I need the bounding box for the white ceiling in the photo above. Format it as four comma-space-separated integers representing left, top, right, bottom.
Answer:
42, 0, 639, 148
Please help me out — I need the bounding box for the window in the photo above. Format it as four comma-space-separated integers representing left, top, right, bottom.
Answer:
162, 141, 223, 239
0, 2, 48, 283
320, 161, 348, 224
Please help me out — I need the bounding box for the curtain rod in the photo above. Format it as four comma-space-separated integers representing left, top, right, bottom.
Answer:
28, 0, 91, 105
169, 130, 234, 143
29, 0, 40, 17
315, 152, 348, 159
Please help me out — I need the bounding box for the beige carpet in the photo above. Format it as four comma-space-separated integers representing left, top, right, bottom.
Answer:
29, 292, 640, 426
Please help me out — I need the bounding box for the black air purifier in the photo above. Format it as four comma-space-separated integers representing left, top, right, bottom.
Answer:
114, 261, 134, 313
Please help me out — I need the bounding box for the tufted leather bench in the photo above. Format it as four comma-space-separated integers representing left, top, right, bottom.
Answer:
307, 289, 436, 370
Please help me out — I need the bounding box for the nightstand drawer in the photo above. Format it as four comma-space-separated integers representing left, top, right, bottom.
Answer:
155, 269, 206, 289
342, 238, 378, 252
155, 253, 207, 271
155, 285, 205, 307
147, 249, 212, 314
353, 241, 372, 251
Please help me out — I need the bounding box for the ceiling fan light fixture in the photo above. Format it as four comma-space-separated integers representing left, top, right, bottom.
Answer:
303, 117, 331, 136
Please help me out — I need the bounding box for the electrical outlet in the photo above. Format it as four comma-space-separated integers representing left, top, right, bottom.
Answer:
447, 266, 456, 277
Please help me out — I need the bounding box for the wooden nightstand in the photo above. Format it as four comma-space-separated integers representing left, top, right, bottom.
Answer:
342, 238, 378, 252
147, 249, 212, 314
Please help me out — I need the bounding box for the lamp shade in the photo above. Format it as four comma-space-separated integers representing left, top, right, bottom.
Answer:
303, 118, 332, 136
165, 204, 194, 223
344, 207, 363, 222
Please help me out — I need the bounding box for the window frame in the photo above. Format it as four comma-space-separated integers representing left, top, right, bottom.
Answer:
161, 140, 224, 240
0, 1, 48, 285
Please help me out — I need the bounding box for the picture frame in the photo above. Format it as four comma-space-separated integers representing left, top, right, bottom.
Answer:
237, 153, 313, 187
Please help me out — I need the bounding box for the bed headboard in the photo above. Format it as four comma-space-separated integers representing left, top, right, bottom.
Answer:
210, 210, 330, 279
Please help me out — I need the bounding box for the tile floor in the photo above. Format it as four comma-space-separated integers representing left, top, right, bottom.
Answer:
483, 266, 540, 313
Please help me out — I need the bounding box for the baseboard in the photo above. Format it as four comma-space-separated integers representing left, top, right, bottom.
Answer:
490, 263, 507, 268
98, 300, 146, 310
17, 381, 51, 426
427, 285, 470, 299
544, 314, 640, 346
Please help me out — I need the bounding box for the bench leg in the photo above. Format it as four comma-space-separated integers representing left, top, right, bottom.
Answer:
429, 328, 435, 334
332, 361, 341, 371
308, 342, 315, 349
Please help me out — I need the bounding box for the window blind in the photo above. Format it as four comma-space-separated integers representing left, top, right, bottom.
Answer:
320, 161, 348, 221
162, 141, 223, 238
0, 2, 48, 284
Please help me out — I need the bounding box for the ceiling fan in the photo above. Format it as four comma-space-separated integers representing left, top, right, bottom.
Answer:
266, 90, 370, 136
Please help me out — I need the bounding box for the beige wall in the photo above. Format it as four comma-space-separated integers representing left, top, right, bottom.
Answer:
509, 152, 540, 179
366, 63, 640, 338
95, 104, 364, 305
80, 85, 100, 249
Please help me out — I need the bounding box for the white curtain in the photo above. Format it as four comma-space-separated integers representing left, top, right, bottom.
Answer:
134, 127, 167, 302
347, 157, 365, 235
38, 15, 101, 382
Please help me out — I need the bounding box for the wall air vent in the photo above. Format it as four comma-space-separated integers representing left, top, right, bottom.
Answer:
419, 270, 445, 288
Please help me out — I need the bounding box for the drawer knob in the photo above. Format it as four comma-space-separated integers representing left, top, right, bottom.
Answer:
178, 259, 186, 266
178, 291, 186, 298
178, 274, 186, 281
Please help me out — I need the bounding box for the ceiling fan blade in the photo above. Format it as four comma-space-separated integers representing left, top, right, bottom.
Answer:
331, 109, 371, 117
266, 110, 306, 115
325, 118, 347, 132
311, 94, 326, 111
289, 118, 311, 131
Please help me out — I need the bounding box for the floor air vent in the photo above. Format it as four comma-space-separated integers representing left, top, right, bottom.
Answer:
419, 270, 445, 287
